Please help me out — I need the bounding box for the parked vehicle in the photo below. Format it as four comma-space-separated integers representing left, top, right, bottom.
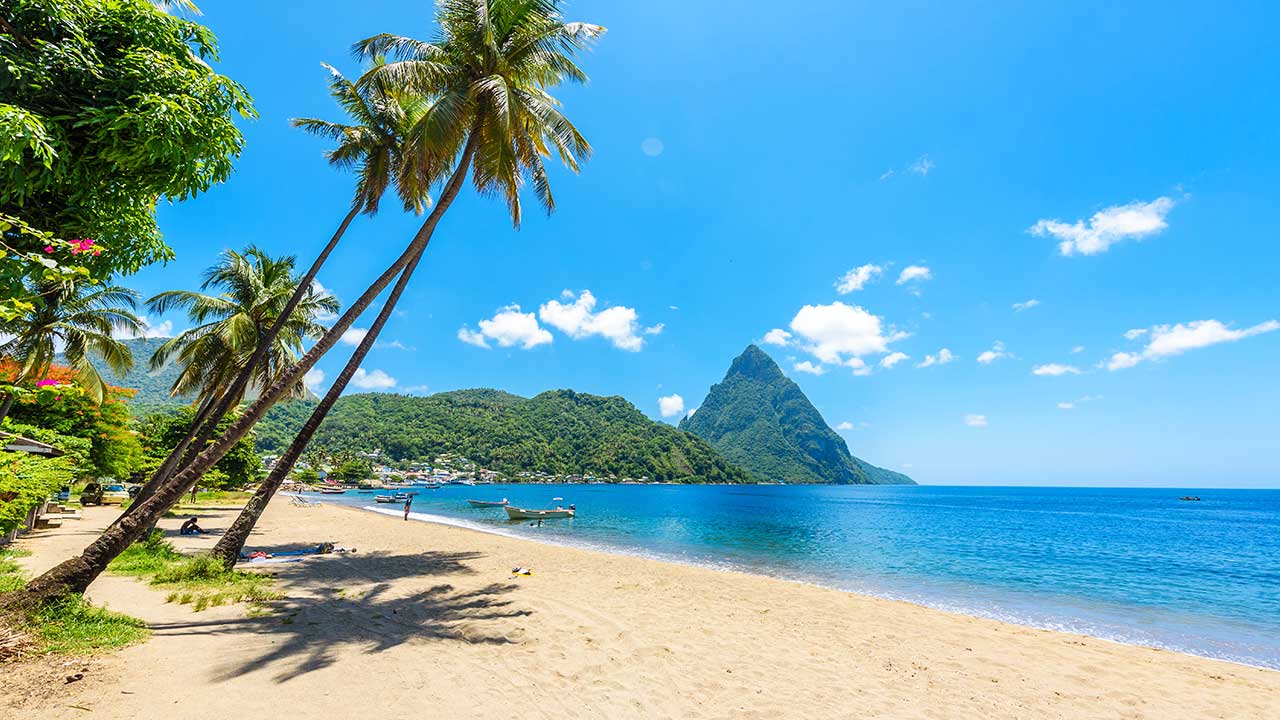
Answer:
81, 482, 130, 506
55, 486, 71, 502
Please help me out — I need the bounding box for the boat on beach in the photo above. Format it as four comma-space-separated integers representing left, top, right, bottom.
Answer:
467, 498, 509, 508
505, 504, 575, 520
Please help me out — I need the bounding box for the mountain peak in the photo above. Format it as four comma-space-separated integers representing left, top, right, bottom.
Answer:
682, 344, 915, 485
726, 344, 784, 382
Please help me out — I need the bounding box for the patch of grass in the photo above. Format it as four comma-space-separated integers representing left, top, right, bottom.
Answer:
1, 548, 147, 658
25, 596, 148, 654
108, 531, 282, 612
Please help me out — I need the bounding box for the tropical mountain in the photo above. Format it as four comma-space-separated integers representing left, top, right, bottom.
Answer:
89, 337, 193, 412
679, 345, 915, 485
76, 337, 317, 414
255, 388, 752, 484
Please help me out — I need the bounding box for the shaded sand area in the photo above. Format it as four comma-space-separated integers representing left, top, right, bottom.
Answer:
4, 501, 1278, 719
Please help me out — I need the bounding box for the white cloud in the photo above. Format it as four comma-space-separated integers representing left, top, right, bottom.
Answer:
685, 406, 697, 418
976, 341, 1008, 365
896, 265, 932, 285
303, 368, 325, 391
1124, 328, 1148, 340
375, 339, 412, 351
835, 264, 883, 294
916, 348, 955, 368
538, 290, 647, 351
964, 414, 988, 428
1145, 319, 1278, 358
122, 315, 174, 339
351, 367, 396, 390
641, 138, 664, 157
835, 421, 854, 431
643, 323, 665, 336
908, 154, 935, 176
1057, 402, 1074, 409
457, 327, 489, 348
1032, 363, 1082, 376
792, 361, 826, 375
459, 305, 553, 350
788, 302, 905, 365
845, 357, 872, 376
762, 328, 792, 347
878, 169, 895, 181
657, 394, 685, 418
400, 384, 430, 395
1029, 196, 1177, 256
1071, 345, 1085, 354
1108, 319, 1279, 371
1107, 352, 1142, 371
1012, 299, 1040, 312
340, 327, 368, 346
879, 351, 910, 369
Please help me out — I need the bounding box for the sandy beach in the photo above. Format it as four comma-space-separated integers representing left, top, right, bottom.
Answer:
5, 501, 1278, 720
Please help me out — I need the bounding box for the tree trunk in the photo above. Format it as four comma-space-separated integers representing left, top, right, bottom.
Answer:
0, 392, 14, 425
125, 205, 363, 514
212, 249, 426, 568
18, 138, 478, 603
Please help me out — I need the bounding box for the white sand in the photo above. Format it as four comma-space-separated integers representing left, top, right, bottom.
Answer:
5, 501, 1278, 719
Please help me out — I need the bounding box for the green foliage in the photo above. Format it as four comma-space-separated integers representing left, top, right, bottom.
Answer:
680, 346, 915, 485
0, 0, 255, 276
257, 388, 751, 484
134, 407, 262, 489
109, 530, 281, 611
0, 213, 94, 322
0, 450, 74, 533
329, 458, 373, 482
1, 369, 141, 478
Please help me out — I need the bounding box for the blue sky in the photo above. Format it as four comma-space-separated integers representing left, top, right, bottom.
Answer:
132, 1, 1279, 487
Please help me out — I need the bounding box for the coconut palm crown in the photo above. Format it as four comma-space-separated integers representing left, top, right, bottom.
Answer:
0, 281, 141, 403
147, 247, 339, 406
354, 0, 605, 226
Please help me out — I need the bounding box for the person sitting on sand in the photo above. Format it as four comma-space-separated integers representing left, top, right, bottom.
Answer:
179, 517, 204, 535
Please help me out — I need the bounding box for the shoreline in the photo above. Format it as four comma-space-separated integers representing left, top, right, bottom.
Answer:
8, 501, 1278, 719
344, 500, 1277, 672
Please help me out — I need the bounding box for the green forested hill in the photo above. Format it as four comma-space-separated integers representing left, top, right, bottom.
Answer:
256, 388, 752, 484
679, 345, 915, 485
93, 337, 193, 413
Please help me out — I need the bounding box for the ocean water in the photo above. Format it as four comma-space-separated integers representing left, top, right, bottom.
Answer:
317, 484, 1280, 669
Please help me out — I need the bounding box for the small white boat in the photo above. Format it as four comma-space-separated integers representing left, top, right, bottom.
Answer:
467, 498, 509, 508
318, 487, 347, 495
373, 495, 398, 503
504, 504, 575, 520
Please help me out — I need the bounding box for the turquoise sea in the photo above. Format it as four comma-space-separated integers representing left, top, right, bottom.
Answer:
317, 484, 1280, 669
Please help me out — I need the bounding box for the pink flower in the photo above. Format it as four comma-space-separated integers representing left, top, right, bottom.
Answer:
36, 378, 58, 388
44, 246, 54, 253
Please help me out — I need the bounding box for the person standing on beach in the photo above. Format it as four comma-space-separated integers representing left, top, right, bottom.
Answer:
403, 495, 412, 521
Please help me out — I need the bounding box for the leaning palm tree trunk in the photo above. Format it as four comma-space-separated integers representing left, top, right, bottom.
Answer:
16, 137, 478, 604
211, 250, 425, 567
124, 205, 361, 515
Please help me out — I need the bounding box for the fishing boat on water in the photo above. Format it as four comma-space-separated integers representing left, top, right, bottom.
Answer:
318, 487, 347, 495
420, 483, 442, 490
392, 491, 418, 501
373, 495, 398, 503
1179, 496, 1202, 502
467, 498, 509, 508
505, 499, 575, 520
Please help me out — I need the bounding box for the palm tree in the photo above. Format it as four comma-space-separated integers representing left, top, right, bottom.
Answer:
147, 246, 337, 407
0, 280, 141, 423
211, 0, 604, 568
22, 0, 603, 602
127, 64, 420, 506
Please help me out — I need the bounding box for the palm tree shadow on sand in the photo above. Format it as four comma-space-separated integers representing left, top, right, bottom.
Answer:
145, 550, 531, 683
